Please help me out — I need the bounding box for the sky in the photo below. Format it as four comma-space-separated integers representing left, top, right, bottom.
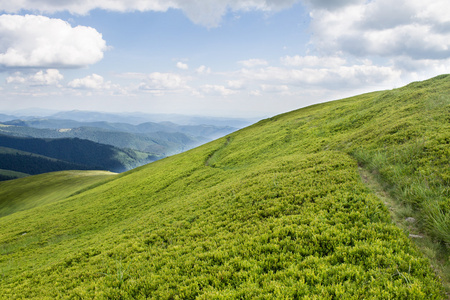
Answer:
0, 0, 450, 118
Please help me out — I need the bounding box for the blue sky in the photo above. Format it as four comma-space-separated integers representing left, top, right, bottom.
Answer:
1, 0, 450, 118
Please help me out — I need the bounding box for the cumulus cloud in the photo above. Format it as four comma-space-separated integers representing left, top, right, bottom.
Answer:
6, 69, 63, 85
238, 62, 400, 88
260, 84, 290, 94
196, 65, 211, 74
0, 14, 107, 68
176, 62, 189, 70
138, 72, 191, 95
68, 74, 106, 89
67, 73, 128, 96
5, 73, 26, 84
239, 59, 269, 68
200, 84, 236, 96
281, 55, 346, 68
309, 0, 450, 61
227, 80, 245, 90
0, 0, 300, 27
302, 0, 365, 11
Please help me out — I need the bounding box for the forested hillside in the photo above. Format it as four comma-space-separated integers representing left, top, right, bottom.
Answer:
0, 147, 92, 176
0, 122, 237, 155
0, 135, 156, 174
0, 75, 448, 298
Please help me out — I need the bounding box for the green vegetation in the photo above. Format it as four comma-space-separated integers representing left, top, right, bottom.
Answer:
0, 135, 157, 175
0, 75, 448, 298
0, 170, 116, 218
0, 169, 29, 181
0, 146, 92, 176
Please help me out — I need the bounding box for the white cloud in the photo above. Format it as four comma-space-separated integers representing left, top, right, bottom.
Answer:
239, 62, 400, 88
6, 69, 63, 86
281, 55, 346, 68
200, 84, 236, 96
68, 74, 106, 90
196, 65, 211, 74
31, 69, 64, 85
176, 62, 189, 70
0, 0, 300, 27
67, 73, 129, 96
139, 72, 191, 95
239, 58, 269, 68
309, 0, 450, 61
227, 80, 245, 89
0, 14, 107, 68
5, 73, 26, 84
302, 0, 365, 11
260, 84, 290, 94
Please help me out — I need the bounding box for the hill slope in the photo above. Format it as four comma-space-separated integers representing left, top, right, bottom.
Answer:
0, 75, 448, 298
0, 170, 116, 218
0, 135, 156, 174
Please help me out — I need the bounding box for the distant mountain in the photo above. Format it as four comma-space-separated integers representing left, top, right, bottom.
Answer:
0, 134, 157, 176
1, 118, 237, 155
3, 118, 237, 137
49, 110, 147, 124
0, 124, 207, 155
48, 110, 256, 127
0, 114, 17, 122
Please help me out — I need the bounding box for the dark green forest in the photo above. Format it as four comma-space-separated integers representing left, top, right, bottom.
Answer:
0, 135, 156, 177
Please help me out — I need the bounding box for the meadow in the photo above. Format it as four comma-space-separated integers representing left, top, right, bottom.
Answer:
0, 75, 448, 298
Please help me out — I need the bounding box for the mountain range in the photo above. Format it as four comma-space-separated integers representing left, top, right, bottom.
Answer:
0, 114, 242, 180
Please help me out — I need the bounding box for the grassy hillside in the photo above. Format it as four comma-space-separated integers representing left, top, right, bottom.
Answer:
0, 75, 448, 298
0, 170, 116, 218
0, 169, 28, 181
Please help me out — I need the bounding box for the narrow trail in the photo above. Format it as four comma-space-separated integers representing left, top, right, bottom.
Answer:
358, 166, 450, 298
205, 137, 231, 167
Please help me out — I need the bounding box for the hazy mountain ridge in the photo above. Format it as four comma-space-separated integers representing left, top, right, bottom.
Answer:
1, 117, 238, 156
2, 118, 237, 136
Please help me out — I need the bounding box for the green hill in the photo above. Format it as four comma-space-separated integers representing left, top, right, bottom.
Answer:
0, 75, 448, 298
0, 170, 116, 218
0, 169, 29, 181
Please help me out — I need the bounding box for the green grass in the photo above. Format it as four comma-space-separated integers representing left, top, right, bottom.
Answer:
0, 75, 448, 298
0, 170, 116, 218
359, 167, 450, 294
0, 169, 29, 180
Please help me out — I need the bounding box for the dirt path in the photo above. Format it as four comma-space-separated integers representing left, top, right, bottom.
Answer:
358, 166, 450, 298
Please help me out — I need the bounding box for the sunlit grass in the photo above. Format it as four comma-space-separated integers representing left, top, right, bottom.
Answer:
0, 75, 448, 298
